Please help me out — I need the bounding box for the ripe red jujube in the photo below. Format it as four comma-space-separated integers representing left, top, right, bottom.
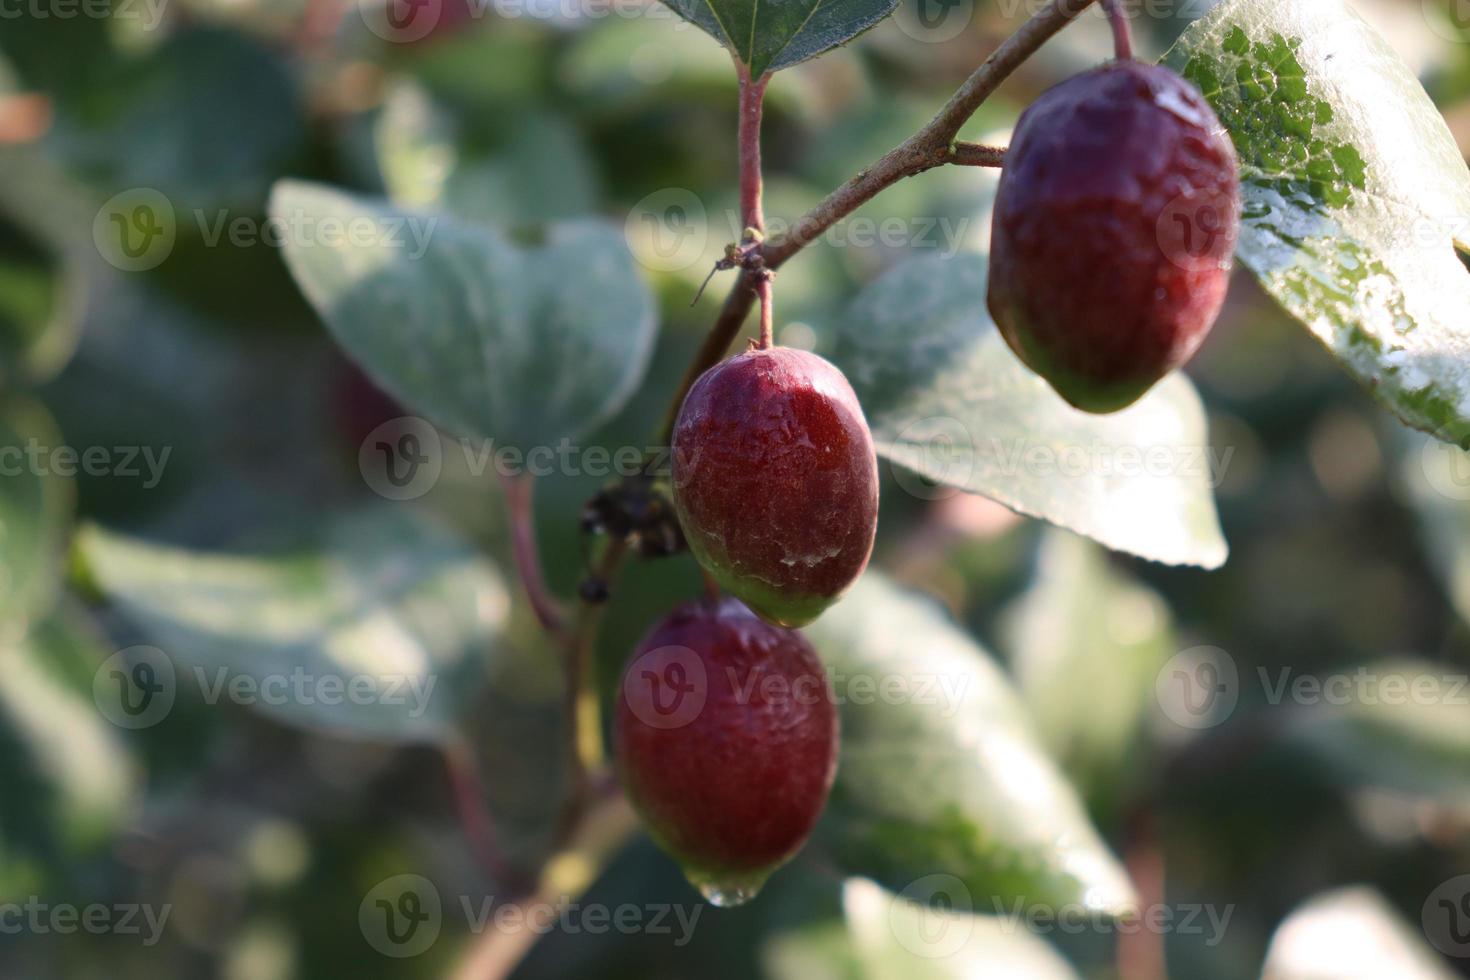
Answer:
671, 347, 878, 628
614, 598, 839, 905
987, 60, 1241, 413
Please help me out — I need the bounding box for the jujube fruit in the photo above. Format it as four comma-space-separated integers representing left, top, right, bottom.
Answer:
987, 60, 1241, 413
671, 347, 879, 627
614, 597, 839, 905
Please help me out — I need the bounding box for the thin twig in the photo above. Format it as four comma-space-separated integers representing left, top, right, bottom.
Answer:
448, 793, 640, 980
950, 141, 1008, 168
501, 472, 564, 635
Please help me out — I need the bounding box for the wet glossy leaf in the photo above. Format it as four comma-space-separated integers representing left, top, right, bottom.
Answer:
659, 0, 898, 77
271, 180, 656, 450
76, 507, 509, 744
805, 573, 1138, 917
832, 253, 1227, 568
1166, 0, 1470, 438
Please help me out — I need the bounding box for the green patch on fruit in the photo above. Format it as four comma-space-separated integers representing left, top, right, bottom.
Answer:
1166, 0, 1470, 440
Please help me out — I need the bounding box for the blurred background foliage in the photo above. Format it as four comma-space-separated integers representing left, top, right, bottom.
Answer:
1, 0, 1469, 977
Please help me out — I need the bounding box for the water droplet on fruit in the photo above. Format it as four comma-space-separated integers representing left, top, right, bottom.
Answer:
687, 868, 769, 908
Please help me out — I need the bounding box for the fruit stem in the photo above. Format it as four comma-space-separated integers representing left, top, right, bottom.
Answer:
737, 63, 774, 349
737, 65, 768, 243
1101, 0, 1133, 61
755, 275, 773, 349
501, 472, 564, 635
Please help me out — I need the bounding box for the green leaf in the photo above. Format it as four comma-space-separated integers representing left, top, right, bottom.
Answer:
805, 572, 1138, 917
1001, 531, 1175, 820
271, 180, 656, 450
0, 399, 73, 639
659, 0, 898, 78
0, 606, 138, 894
49, 28, 304, 212
1263, 887, 1458, 980
75, 508, 510, 744
375, 82, 600, 231
1281, 657, 1470, 802
831, 253, 1227, 568
1165, 0, 1470, 439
